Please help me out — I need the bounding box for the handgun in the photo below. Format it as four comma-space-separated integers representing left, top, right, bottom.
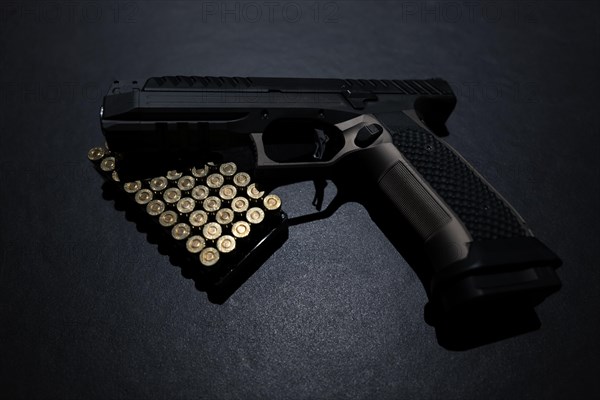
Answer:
91, 76, 561, 330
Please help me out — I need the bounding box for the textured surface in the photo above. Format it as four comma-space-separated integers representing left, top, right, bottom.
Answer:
379, 160, 451, 240
392, 127, 529, 240
143, 75, 451, 95
1, 1, 599, 399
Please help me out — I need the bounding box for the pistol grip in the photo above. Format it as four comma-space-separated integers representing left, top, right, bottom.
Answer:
348, 120, 561, 319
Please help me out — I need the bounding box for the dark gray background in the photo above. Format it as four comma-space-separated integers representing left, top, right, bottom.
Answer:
1, 1, 598, 399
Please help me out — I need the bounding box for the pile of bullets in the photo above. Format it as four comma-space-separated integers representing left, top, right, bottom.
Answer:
88, 146, 282, 269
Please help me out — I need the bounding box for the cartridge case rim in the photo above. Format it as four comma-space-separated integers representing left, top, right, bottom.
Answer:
167, 170, 183, 180
216, 208, 235, 225
219, 185, 237, 200
149, 176, 168, 191
88, 147, 106, 161
206, 173, 225, 189
177, 175, 196, 191
124, 180, 142, 193
191, 185, 210, 201
246, 207, 265, 224
100, 157, 116, 172
263, 194, 282, 211
171, 223, 191, 240
192, 166, 209, 178
231, 221, 251, 238
202, 222, 222, 240
203, 196, 222, 212
189, 210, 208, 227
176, 197, 196, 214
231, 197, 250, 213
159, 210, 178, 227
146, 199, 166, 216
135, 189, 154, 204
199, 247, 220, 267
233, 172, 251, 187
216, 235, 236, 253
163, 187, 182, 204
219, 162, 237, 177
247, 183, 264, 200
186, 235, 206, 253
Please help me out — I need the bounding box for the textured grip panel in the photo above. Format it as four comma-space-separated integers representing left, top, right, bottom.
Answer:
379, 162, 451, 240
391, 127, 529, 241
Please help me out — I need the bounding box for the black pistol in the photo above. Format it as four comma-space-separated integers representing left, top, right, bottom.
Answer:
90, 76, 561, 340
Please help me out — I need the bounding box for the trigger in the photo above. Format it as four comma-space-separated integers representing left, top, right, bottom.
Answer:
312, 179, 327, 211
313, 129, 329, 160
